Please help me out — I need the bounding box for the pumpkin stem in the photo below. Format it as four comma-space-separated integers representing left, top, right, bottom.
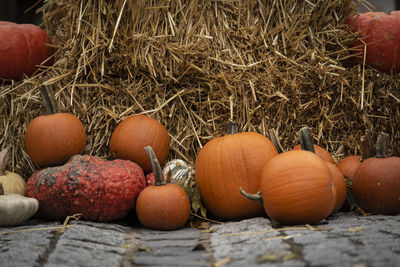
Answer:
227, 121, 239, 135
268, 129, 285, 154
360, 130, 375, 160
40, 85, 58, 115
144, 146, 166, 186
299, 127, 315, 153
0, 183, 3, 195
239, 187, 263, 203
0, 148, 9, 176
375, 132, 389, 158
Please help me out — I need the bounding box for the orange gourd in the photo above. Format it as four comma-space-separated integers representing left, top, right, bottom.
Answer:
195, 123, 278, 220
136, 146, 190, 230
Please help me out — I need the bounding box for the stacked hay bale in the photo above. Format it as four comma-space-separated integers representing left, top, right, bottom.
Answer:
0, 0, 399, 178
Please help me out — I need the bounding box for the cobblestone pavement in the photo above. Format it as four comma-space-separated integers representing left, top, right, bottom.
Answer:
1, 212, 399, 267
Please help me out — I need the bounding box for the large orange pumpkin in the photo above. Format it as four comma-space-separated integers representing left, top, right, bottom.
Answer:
109, 114, 170, 173
242, 150, 335, 225
195, 124, 278, 220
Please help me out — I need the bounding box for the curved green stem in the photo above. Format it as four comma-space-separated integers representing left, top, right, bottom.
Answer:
144, 146, 166, 186
299, 127, 315, 153
239, 187, 263, 203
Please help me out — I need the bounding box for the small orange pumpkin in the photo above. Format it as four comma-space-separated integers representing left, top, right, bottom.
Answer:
295, 127, 345, 214
326, 162, 346, 213
136, 146, 190, 230
292, 129, 335, 164
241, 150, 335, 225
24, 87, 86, 168
337, 155, 362, 179
109, 115, 170, 173
195, 122, 278, 220
352, 132, 400, 215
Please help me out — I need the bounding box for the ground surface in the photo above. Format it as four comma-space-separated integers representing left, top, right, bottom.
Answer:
1, 212, 399, 267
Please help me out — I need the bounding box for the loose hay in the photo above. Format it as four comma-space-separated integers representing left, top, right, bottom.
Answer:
0, 0, 399, 179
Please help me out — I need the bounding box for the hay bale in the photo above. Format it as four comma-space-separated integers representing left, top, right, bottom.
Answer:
0, 0, 399, 179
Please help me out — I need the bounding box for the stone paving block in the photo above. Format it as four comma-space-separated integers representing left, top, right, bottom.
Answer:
44, 221, 127, 267
132, 254, 208, 266
0, 221, 59, 267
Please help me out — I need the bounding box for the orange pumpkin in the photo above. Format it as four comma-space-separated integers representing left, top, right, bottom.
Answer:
295, 127, 345, 214
326, 163, 346, 213
242, 150, 335, 225
195, 123, 278, 220
337, 155, 362, 179
352, 132, 400, 215
136, 146, 190, 230
292, 143, 335, 164
109, 115, 170, 173
24, 87, 86, 168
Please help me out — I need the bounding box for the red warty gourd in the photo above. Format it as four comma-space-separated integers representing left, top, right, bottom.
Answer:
0, 21, 53, 80
195, 122, 278, 220
25, 155, 147, 221
24, 87, 86, 168
352, 132, 400, 215
109, 115, 170, 173
136, 146, 190, 230
346, 11, 400, 72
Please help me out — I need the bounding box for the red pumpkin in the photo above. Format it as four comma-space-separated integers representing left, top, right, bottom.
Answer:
346, 11, 400, 72
109, 115, 170, 173
243, 150, 335, 225
195, 124, 278, 220
136, 146, 190, 230
352, 133, 400, 214
25, 155, 146, 221
0, 21, 53, 80
24, 87, 86, 168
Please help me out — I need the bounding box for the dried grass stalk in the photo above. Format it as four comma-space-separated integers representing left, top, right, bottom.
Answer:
0, 0, 399, 178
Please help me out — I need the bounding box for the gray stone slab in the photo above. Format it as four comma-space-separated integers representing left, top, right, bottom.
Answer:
0, 220, 59, 267
44, 222, 127, 267
132, 254, 208, 266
